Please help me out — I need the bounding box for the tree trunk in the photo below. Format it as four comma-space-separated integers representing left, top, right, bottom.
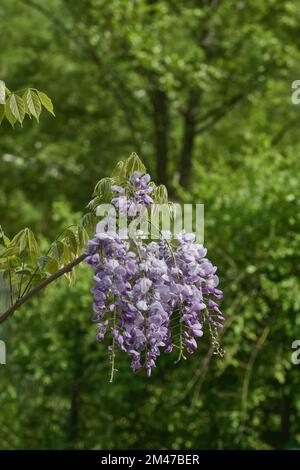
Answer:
150, 88, 169, 186
179, 90, 200, 187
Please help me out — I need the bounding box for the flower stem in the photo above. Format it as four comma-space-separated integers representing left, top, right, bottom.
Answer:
175, 322, 186, 363
109, 309, 117, 383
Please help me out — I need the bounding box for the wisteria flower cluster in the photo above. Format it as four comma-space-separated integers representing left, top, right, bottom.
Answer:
85, 168, 224, 380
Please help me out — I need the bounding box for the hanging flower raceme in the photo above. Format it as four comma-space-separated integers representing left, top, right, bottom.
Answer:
84, 157, 224, 380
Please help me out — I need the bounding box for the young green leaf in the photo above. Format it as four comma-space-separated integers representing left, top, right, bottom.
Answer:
157, 185, 168, 203
37, 91, 55, 116
87, 196, 101, 212
125, 153, 146, 176
62, 244, 73, 266
23, 89, 41, 121
9, 94, 25, 124
45, 257, 59, 275
5, 99, 16, 127
10, 229, 26, 246
0, 226, 10, 247
38, 255, 50, 272
112, 160, 125, 178
77, 225, 89, 249
65, 229, 78, 255
27, 230, 40, 260
18, 230, 28, 254
2, 234, 10, 248
51, 241, 64, 262
93, 177, 112, 198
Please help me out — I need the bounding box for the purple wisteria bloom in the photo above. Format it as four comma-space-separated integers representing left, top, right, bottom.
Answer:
85, 170, 224, 379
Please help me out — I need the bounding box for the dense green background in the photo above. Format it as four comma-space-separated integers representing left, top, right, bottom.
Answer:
1, 0, 300, 449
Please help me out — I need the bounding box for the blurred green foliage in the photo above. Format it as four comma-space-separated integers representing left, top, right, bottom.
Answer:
1, 0, 300, 450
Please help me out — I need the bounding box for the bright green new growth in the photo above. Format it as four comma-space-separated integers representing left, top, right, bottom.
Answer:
0, 80, 55, 127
